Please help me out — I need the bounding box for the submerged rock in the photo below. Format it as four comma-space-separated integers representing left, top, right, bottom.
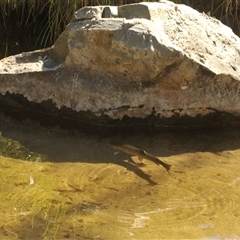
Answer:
0, 1, 240, 131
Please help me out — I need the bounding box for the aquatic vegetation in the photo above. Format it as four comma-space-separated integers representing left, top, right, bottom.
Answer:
0, 132, 47, 161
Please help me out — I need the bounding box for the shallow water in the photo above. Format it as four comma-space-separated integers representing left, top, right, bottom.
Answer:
0, 119, 240, 239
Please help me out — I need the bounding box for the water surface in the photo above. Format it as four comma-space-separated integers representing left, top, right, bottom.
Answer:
0, 118, 240, 239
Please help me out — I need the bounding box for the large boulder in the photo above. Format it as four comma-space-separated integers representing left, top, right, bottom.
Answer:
0, 1, 240, 131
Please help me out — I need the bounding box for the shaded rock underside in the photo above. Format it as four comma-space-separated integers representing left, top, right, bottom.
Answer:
0, 92, 239, 135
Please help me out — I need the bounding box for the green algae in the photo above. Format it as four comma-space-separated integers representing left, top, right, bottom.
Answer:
0, 158, 70, 239
0, 132, 47, 161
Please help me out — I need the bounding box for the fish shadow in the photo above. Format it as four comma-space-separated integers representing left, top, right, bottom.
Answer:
111, 156, 158, 185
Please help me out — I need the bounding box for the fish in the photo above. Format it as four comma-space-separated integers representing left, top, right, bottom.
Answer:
109, 143, 172, 173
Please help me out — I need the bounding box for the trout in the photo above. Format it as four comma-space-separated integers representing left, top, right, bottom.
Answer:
109, 143, 172, 173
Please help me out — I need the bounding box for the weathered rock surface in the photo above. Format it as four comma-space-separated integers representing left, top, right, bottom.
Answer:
0, 1, 240, 131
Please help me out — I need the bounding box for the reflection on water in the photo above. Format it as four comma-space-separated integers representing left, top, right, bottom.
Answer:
0, 118, 240, 239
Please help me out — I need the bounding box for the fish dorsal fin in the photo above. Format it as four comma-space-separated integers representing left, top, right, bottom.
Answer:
137, 148, 145, 155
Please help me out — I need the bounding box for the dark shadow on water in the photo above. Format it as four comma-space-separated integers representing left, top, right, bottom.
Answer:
1, 115, 240, 167
1, 119, 240, 158
112, 159, 158, 185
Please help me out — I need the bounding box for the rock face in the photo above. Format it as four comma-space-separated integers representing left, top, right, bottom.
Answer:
0, 1, 240, 131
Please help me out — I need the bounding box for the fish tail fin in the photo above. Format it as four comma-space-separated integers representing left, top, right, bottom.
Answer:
162, 163, 172, 173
